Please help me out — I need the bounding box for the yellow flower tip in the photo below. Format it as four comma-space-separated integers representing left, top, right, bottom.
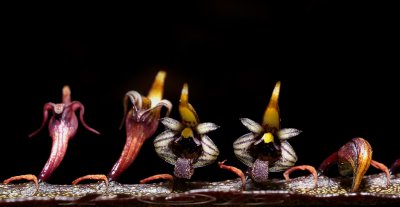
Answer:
272, 81, 281, 102
179, 83, 199, 126
181, 127, 194, 138
148, 71, 167, 107
155, 70, 167, 82
262, 132, 274, 143
62, 85, 71, 103
262, 81, 281, 129
179, 106, 198, 127
63, 85, 71, 96
180, 83, 189, 104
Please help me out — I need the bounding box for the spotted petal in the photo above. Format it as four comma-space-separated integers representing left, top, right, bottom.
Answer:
277, 128, 302, 140
153, 130, 177, 165
233, 132, 257, 167
193, 135, 219, 168
195, 122, 219, 134
160, 117, 184, 131
269, 141, 297, 172
240, 118, 264, 134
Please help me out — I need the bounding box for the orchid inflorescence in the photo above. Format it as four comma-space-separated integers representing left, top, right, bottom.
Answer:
2, 71, 398, 195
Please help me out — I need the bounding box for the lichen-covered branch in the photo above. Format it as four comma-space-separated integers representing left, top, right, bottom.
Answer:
1, 174, 399, 206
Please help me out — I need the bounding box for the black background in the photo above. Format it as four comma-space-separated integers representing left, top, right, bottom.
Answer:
1, 1, 399, 184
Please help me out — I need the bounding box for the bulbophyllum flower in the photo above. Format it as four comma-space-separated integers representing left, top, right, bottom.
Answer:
3, 86, 100, 192
219, 81, 317, 190
140, 83, 219, 184
72, 71, 172, 186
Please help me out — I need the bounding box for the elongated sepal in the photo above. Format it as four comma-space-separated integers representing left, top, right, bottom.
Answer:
147, 71, 166, 108
29, 103, 54, 138
140, 99, 172, 122
120, 90, 143, 129
125, 91, 143, 111
62, 85, 71, 104
179, 83, 199, 127
262, 81, 281, 130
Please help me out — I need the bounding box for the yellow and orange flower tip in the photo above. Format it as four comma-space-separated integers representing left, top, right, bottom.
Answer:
148, 71, 166, 108
179, 83, 199, 127
263, 81, 281, 130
